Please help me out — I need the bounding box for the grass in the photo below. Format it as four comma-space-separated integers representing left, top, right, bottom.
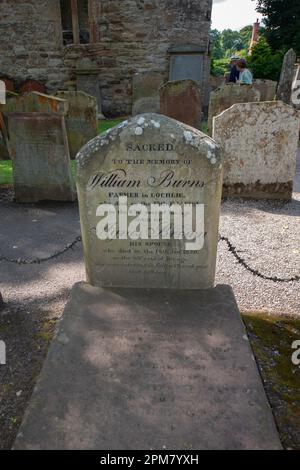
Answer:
0, 160, 12, 186
0, 119, 125, 187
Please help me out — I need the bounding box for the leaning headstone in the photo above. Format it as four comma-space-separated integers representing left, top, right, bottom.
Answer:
208, 84, 261, 134
292, 64, 300, 109
56, 91, 98, 159
0, 92, 68, 116
213, 101, 300, 200
132, 72, 164, 116
253, 79, 277, 101
8, 113, 75, 203
160, 80, 202, 129
76, 113, 223, 289
276, 48, 297, 104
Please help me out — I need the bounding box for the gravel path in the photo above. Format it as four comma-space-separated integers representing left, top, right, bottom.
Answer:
0, 154, 299, 317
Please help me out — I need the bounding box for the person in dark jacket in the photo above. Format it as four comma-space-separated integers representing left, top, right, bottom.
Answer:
229, 55, 240, 83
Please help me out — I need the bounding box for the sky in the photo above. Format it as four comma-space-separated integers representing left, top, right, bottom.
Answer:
211, 0, 263, 31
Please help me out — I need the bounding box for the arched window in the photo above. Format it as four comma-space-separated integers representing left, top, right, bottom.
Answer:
60, 0, 98, 45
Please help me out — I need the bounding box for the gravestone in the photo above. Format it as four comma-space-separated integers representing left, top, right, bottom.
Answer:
132, 72, 164, 116
208, 84, 261, 135
292, 65, 300, 110
276, 48, 296, 104
169, 45, 205, 83
253, 79, 277, 101
0, 91, 68, 116
19, 80, 47, 95
8, 113, 75, 203
76, 113, 223, 289
160, 80, 202, 129
76, 58, 103, 119
56, 91, 98, 159
213, 101, 300, 200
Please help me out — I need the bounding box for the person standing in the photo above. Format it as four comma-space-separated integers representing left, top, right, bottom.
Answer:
236, 59, 253, 85
228, 56, 240, 83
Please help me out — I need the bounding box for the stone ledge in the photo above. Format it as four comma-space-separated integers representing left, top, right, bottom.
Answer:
14, 282, 281, 450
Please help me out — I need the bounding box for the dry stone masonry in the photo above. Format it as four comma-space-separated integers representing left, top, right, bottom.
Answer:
213, 101, 300, 200
0, 0, 212, 117
76, 113, 222, 289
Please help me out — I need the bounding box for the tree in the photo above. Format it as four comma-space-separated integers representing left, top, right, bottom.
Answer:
210, 29, 224, 60
248, 37, 283, 81
255, 0, 300, 56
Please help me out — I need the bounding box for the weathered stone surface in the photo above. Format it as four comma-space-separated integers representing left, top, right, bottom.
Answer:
0, 139, 9, 160
253, 79, 277, 101
276, 49, 297, 104
56, 91, 98, 159
208, 84, 261, 135
0, 291, 4, 311
19, 80, 47, 95
8, 113, 75, 203
213, 101, 300, 200
14, 282, 282, 450
76, 59, 103, 118
1, 92, 68, 116
160, 79, 202, 129
210, 75, 225, 91
292, 64, 300, 110
0, 1, 212, 116
76, 113, 222, 289
0, 77, 15, 93
132, 72, 164, 116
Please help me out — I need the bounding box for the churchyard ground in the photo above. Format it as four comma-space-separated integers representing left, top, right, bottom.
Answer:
0, 119, 299, 449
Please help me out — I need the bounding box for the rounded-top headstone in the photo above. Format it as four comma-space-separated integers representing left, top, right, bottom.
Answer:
76, 113, 222, 290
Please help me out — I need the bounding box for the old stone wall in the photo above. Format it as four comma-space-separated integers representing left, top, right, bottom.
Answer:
0, 0, 69, 91
0, 0, 212, 116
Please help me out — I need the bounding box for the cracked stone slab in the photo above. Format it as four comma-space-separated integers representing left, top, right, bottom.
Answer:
14, 282, 281, 450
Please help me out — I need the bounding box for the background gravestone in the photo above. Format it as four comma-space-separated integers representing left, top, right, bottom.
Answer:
213, 101, 300, 200
253, 79, 277, 101
132, 72, 164, 116
160, 80, 202, 129
0, 91, 68, 116
76, 113, 222, 290
56, 91, 98, 159
76, 58, 103, 119
8, 113, 75, 203
208, 84, 261, 135
276, 49, 297, 104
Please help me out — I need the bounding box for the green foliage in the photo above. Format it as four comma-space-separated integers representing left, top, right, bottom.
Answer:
248, 37, 283, 81
255, 0, 300, 56
0, 160, 12, 186
210, 25, 261, 63
211, 58, 230, 77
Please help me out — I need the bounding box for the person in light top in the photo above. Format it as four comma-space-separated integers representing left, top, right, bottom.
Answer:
236, 59, 253, 85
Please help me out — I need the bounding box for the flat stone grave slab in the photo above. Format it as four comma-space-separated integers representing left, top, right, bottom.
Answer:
14, 282, 281, 450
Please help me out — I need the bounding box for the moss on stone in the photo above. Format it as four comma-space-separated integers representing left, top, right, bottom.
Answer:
242, 311, 300, 449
